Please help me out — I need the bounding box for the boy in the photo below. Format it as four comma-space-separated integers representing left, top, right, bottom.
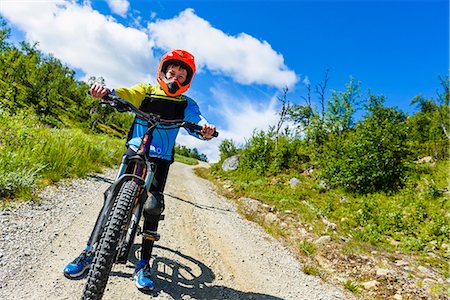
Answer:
63, 49, 216, 291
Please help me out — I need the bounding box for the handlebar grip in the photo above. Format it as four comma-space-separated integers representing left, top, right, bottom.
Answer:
87, 90, 112, 100
102, 93, 114, 101
188, 124, 219, 138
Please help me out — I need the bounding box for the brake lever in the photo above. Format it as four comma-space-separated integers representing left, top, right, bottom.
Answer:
98, 96, 130, 112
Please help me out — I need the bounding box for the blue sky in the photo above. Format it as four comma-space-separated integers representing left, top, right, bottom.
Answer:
1, 0, 448, 162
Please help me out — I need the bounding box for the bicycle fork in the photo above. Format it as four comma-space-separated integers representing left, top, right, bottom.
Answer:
86, 163, 148, 255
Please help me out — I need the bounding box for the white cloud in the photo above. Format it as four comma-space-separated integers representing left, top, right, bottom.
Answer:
105, 0, 129, 17
0, 0, 156, 88
210, 87, 279, 144
0, 1, 293, 162
176, 86, 279, 163
1, 3, 297, 89
148, 9, 298, 89
176, 131, 221, 163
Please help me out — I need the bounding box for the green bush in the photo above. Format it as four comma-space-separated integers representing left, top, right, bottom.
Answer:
319, 95, 410, 193
218, 139, 239, 161
271, 135, 295, 172
407, 101, 450, 160
240, 130, 276, 174
238, 129, 311, 175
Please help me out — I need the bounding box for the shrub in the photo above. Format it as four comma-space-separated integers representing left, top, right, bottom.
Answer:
319, 95, 410, 193
218, 139, 239, 161
240, 129, 276, 174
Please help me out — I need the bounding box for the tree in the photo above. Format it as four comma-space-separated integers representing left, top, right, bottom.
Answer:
0, 17, 11, 50
411, 75, 450, 140
287, 81, 313, 134
436, 75, 450, 139
325, 76, 361, 134
275, 86, 290, 138
88, 76, 107, 130
218, 139, 239, 161
408, 75, 450, 159
174, 144, 208, 162
240, 129, 276, 174
287, 69, 330, 145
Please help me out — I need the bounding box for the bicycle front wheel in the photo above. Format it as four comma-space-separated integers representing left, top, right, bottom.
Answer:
82, 180, 139, 300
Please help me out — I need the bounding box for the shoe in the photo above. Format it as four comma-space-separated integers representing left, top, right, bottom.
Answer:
63, 249, 93, 278
134, 259, 154, 291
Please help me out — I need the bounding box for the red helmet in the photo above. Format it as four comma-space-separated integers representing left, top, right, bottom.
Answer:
156, 49, 196, 97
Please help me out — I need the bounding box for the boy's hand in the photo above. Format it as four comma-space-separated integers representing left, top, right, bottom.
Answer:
201, 124, 216, 139
89, 83, 110, 99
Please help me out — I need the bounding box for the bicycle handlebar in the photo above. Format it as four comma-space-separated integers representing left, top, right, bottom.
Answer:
98, 93, 219, 138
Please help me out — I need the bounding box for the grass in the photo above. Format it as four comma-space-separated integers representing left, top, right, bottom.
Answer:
262, 220, 287, 239
174, 153, 199, 165
0, 109, 124, 204
343, 279, 361, 294
302, 264, 321, 276
298, 240, 317, 256
193, 166, 211, 179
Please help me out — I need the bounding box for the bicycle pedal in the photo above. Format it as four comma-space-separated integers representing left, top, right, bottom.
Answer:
142, 231, 160, 241
159, 214, 165, 220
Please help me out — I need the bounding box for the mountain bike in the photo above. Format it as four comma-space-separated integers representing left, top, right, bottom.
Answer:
82, 94, 218, 300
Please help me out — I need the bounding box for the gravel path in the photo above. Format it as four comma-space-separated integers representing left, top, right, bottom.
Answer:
0, 162, 350, 300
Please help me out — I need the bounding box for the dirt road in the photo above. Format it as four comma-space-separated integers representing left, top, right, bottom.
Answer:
0, 162, 350, 299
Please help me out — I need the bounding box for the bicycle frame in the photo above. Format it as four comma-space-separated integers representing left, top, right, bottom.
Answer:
89, 124, 159, 255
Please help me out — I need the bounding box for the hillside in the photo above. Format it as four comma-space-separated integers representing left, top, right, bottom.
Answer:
202, 76, 449, 298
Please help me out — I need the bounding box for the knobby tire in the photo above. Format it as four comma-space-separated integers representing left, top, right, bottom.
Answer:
82, 180, 139, 300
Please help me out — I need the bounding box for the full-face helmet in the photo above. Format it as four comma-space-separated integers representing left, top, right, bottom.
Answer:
156, 49, 196, 97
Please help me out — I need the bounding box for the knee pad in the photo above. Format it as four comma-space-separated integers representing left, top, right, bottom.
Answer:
143, 192, 165, 218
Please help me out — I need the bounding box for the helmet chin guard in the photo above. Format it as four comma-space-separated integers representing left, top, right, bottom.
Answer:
162, 74, 181, 95
156, 49, 196, 97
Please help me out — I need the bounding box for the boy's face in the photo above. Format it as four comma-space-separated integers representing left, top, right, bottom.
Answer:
166, 65, 188, 84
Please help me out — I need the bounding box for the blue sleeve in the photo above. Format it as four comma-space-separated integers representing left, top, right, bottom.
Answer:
183, 96, 209, 139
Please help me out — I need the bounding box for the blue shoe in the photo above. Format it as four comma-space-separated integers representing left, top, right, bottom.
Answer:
63, 249, 93, 278
134, 259, 154, 291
